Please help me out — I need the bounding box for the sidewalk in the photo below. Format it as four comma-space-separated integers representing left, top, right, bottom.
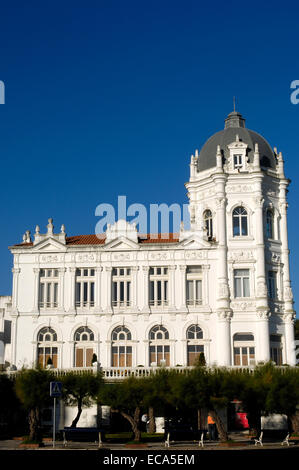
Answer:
0, 434, 297, 451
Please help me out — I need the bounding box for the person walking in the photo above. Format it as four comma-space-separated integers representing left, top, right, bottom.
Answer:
207, 413, 217, 440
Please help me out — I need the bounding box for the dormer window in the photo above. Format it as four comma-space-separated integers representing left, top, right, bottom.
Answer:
233, 154, 243, 170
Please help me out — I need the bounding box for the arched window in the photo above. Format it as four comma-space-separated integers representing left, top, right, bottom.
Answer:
233, 333, 255, 366
111, 326, 132, 367
203, 209, 213, 239
74, 326, 95, 367
37, 327, 58, 368
186, 325, 204, 366
266, 209, 274, 239
232, 206, 248, 236
149, 325, 170, 366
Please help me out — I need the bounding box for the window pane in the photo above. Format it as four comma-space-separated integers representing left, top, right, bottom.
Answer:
233, 216, 240, 236
241, 216, 248, 236
196, 280, 202, 300
243, 277, 250, 297
90, 282, 94, 303
164, 281, 168, 302
186, 280, 193, 301
234, 278, 242, 297
150, 281, 154, 301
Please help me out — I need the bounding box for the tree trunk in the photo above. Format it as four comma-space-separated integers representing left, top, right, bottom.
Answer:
71, 398, 82, 428
28, 407, 41, 442
209, 409, 228, 442
148, 407, 156, 434
290, 411, 299, 433
111, 407, 142, 442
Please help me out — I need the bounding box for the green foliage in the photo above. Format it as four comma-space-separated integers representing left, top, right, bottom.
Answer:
15, 367, 53, 411
60, 371, 103, 408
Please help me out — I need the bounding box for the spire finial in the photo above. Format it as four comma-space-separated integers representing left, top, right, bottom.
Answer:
233, 96, 236, 112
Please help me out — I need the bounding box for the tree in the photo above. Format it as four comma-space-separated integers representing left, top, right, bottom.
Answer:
99, 376, 150, 442
60, 371, 103, 428
15, 367, 54, 442
180, 367, 243, 441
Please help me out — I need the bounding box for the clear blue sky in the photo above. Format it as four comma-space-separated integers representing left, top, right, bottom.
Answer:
0, 1, 298, 318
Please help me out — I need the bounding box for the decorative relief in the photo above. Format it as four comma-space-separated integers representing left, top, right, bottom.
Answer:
254, 196, 264, 208
217, 310, 232, 320
228, 250, 255, 261
149, 252, 169, 260
112, 253, 131, 261
40, 254, 63, 263
184, 251, 207, 260
256, 310, 271, 320
217, 283, 230, 299
284, 286, 294, 301
76, 254, 95, 262
283, 312, 296, 323
215, 197, 226, 209
231, 301, 255, 311
257, 281, 267, 297
271, 252, 281, 264
226, 185, 253, 193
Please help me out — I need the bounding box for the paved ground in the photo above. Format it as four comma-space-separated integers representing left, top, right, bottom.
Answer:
0, 434, 297, 451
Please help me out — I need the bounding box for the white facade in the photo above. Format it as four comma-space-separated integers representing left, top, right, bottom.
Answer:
1, 110, 297, 372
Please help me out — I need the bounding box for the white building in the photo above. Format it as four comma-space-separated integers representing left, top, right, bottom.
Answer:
1, 110, 297, 375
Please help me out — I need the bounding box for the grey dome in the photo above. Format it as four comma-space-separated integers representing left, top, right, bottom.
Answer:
197, 111, 277, 172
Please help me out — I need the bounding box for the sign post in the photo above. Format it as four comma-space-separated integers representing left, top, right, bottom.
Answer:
50, 381, 62, 448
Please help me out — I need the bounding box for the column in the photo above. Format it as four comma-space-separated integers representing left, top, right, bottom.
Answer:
256, 311, 271, 362
11, 267, 20, 315
214, 170, 232, 366
141, 266, 150, 313
68, 267, 76, 314
105, 267, 113, 313
217, 311, 232, 366
279, 197, 294, 313
169, 265, 176, 310
283, 313, 296, 366
58, 267, 66, 313
179, 265, 187, 311
32, 268, 40, 314
131, 266, 139, 310
94, 267, 103, 314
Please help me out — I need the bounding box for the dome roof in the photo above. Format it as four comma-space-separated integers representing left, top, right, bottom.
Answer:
197, 111, 276, 172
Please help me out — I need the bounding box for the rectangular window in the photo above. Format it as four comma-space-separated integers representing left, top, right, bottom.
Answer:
268, 271, 277, 299
39, 269, 59, 308
234, 154, 243, 169
186, 266, 203, 306
234, 269, 250, 298
112, 268, 131, 307
75, 268, 95, 308
149, 267, 169, 307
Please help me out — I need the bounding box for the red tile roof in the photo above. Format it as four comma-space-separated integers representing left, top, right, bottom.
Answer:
12, 233, 180, 247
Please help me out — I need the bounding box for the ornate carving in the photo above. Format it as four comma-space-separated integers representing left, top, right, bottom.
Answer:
216, 197, 226, 209
184, 251, 207, 260
257, 281, 267, 297
149, 252, 168, 260
217, 282, 230, 299
254, 196, 264, 208
40, 254, 61, 263
112, 253, 131, 261
284, 286, 294, 301
217, 310, 232, 320
76, 254, 95, 262
226, 185, 253, 193
282, 312, 296, 323
228, 250, 254, 261
231, 301, 255, 311
256, 310, 271, 320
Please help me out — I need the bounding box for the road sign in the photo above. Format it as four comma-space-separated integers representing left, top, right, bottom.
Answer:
50, 381, 62, 398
